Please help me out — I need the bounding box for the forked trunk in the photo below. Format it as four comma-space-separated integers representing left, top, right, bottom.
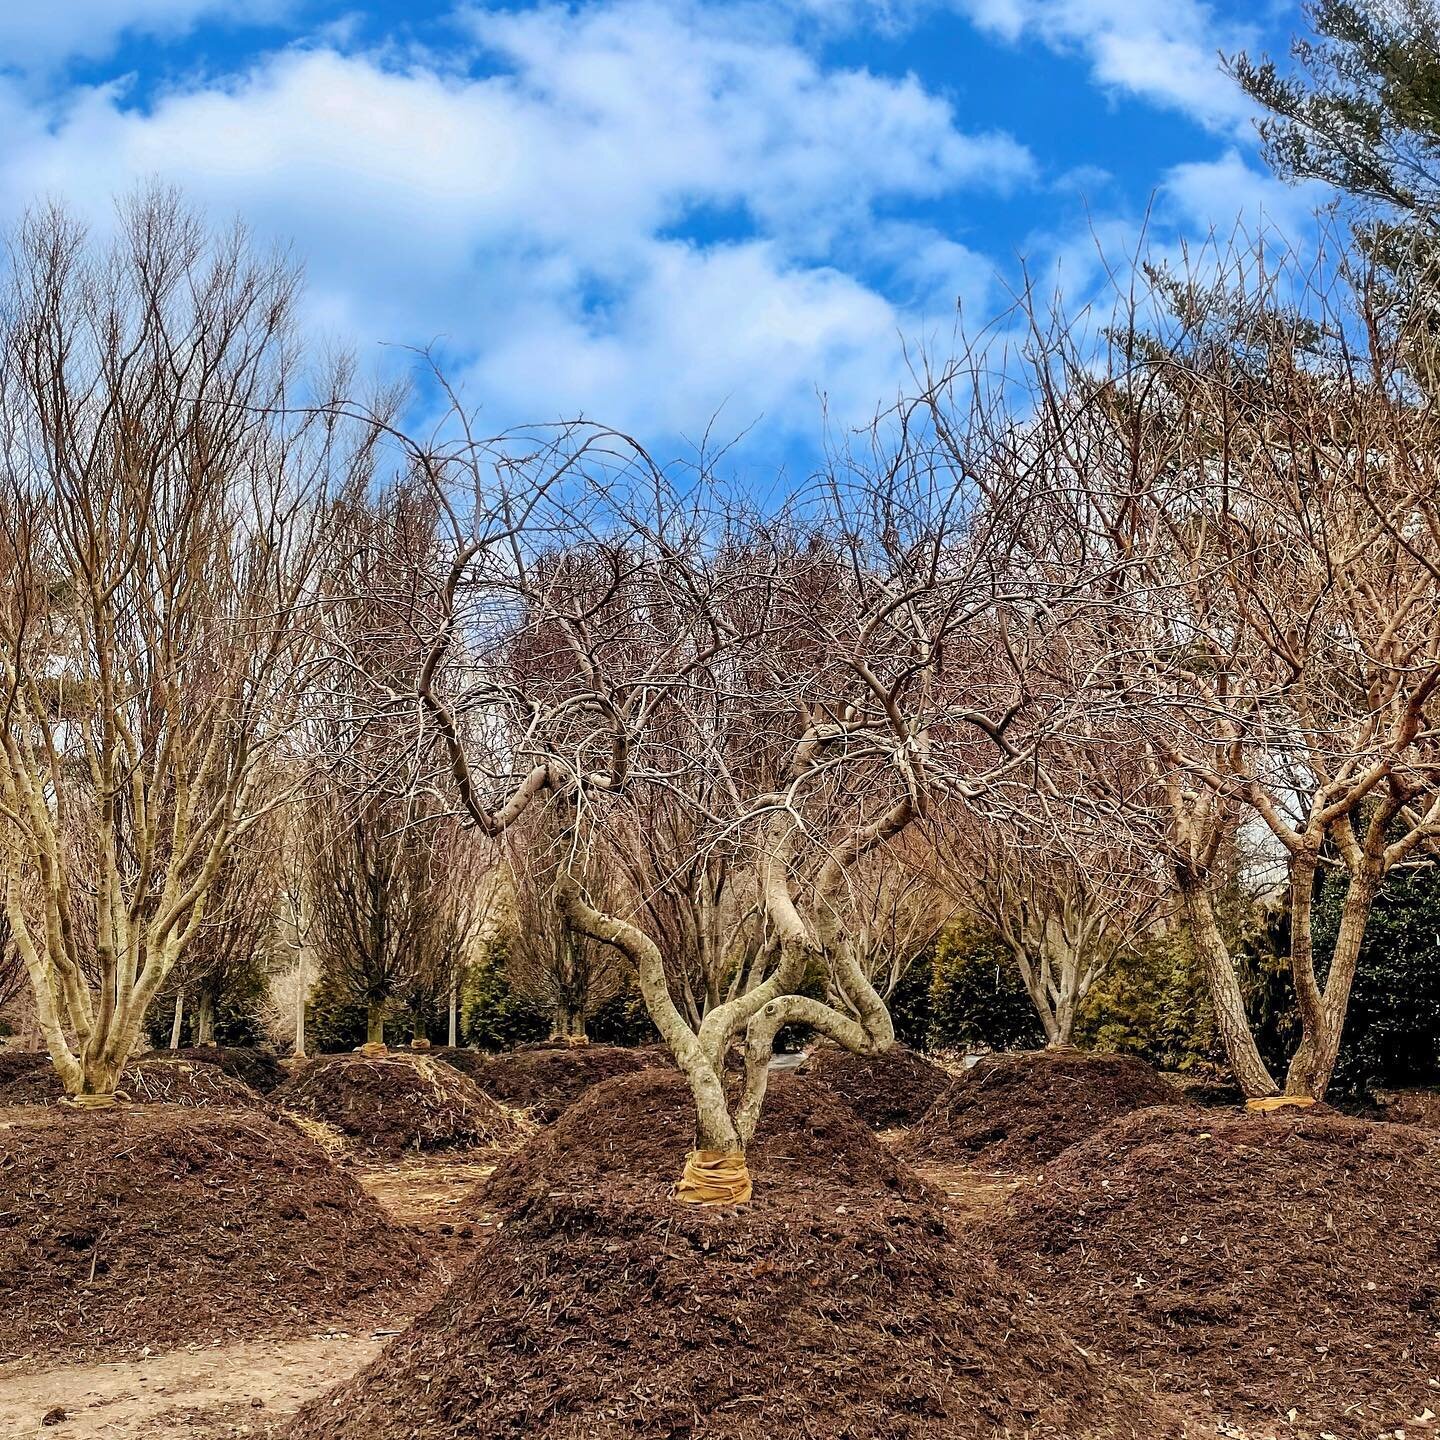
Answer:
1284, 868, 1380, 1099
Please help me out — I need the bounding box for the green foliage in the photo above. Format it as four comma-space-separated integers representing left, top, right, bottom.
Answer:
887, 951, 934, 1050
144, 967, 268, 1050
1313, 866, 1440, 1093
1230, 2, 1440, 223
460, 940, 550, 1052
1074, 930, 1223, 1070
927, 921, 1044, 1052
306, 964, 378, 1053
588, 975, 658, 1047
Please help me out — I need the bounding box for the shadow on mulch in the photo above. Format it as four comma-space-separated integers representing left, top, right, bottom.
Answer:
982, 1104, 1440, 1438
436, 1044, 662, 1124
272, 1052, 527, 1157
144, 1045, 288, 1094
0, 1104, 433, 1362
281, 1068, 1187, 1440
900, 1049, 1181, 1172
799, 1043, 950, 1129
0, 1057, 266, 1109
0, 1050, 50, 1086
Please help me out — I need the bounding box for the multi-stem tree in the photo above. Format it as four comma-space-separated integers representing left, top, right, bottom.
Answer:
0, 193, 352, 1104
1021, 242, 1440, 1098
921, 807, 1161, 1047
387, 388, 1084, 1199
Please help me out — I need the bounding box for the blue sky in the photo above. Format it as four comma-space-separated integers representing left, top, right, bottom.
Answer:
0, 1, 1320, 471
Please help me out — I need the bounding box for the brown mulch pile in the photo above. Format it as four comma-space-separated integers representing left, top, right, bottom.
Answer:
442, 1043, 663, 1123
799, 1042, 950, 1128
283, 1069, 1185, 1440
272, 1052, 525, 1156
1373, 1087, 1440, 1126
900, 1049, 1179, 1171
0, 1050, 49, 1085
0, 1057, 265, 1109
982, 1105, 1440, 1438
145, 1045, 288, 1094
0, 1104, 432, 1361
1158, 1067, 1245, 1108
485, 1068, 938, 1216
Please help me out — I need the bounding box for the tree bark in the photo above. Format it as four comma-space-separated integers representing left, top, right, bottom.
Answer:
366, 1000, 385, 1047
169, 992, 185, 1050
447, 980, 458, 1048
195, 991, 216, 1047
1177, 872, 1279, 1097
1284, 867, 1380, 1098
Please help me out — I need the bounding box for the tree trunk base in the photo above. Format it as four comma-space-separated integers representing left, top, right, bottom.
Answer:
58, 1092, 127, 1111
1244, 1095, 1316, 1114
673, 1150, 751, 1206
410, 1038, 432, 1051
357, 1042, 388, 1057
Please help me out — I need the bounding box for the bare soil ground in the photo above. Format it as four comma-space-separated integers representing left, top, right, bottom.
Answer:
900, 1048, 1181, 1171
281, 1069, 1188, 1440
0, 1333, 387, 1440
798, 1042, 950, 1128
982, 1104, 1440, 1440
271, 1052, 528, 1156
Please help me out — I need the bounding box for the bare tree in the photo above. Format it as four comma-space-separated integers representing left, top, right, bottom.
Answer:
1015, 236, 1440, 1097
922, 807, 1162, 1047
0, 193, 354, 1104
376, 372, 1084, 1199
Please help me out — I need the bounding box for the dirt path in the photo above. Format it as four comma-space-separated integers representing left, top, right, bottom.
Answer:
0, 1332, 388, 1439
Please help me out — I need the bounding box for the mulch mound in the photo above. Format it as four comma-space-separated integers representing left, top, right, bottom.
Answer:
900, 1049, 1179, 1171
0, 1050, 49, 1085
983, 1105, 1440, 1438
284, 1069, 1185, 1440
0, 1057, 265, 1109
273, 1052, 525, 1156
1373, 1087, 1440, 1126
146, 1045, 288, 1094
444, 1043, 662, 1123
799, 1042, 950, 1128
0, 1104, 432, 1361
485, 1068, 938, 1216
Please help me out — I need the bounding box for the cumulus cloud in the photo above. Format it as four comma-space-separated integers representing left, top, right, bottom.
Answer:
952, 0, 1260, 132
0, 1, 1033, 444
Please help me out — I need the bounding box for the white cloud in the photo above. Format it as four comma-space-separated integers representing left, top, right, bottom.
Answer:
0, 1, 290, 71
952, 0, 1260, 132
0, 2, 1035, 445
1160, 148, 1325, 237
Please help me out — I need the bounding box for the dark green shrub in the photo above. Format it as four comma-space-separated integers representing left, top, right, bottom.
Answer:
928, 921, 1044, 1052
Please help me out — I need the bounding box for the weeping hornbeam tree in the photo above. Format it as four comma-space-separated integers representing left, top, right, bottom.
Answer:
0, 193, 370, 1105
367, 366, 1104, 1203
